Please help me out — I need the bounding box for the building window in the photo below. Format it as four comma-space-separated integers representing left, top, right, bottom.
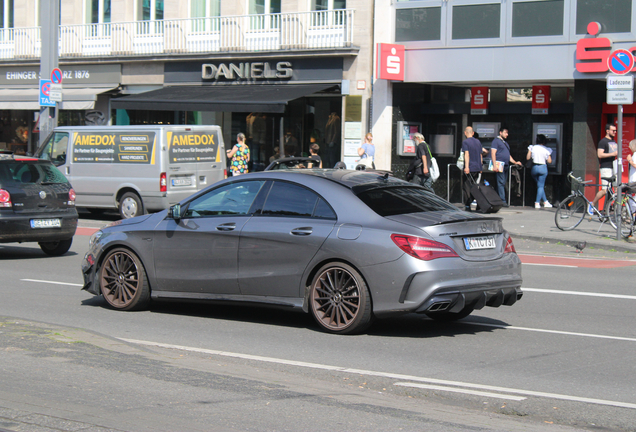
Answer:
249, 0, 281, 30
576, 0, 631, 34
138, 0, 164, 21
512, 0, 563, 37
191, 0, 220, 31
452, 3, 500, 40
87, 0, 111, 24
396, 7, 441, 42
0, 0, 14, 29
311, 0, 346, 10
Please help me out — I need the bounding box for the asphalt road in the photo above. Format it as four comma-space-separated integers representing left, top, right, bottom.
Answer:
1, 214, 635, 431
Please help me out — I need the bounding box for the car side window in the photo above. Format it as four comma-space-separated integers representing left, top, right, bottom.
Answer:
37, 132, 68, 166
183, 181, 265, 218
261, 181, 330, 218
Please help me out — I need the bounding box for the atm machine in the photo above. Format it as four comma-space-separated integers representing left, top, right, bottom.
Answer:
532, 123, 563, 174
472, 122, 500, 171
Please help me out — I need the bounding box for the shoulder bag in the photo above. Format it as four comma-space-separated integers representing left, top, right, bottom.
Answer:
427, 145, 440, 182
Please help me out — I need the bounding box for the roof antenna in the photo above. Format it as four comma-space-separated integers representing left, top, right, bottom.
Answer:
380, 173, 389, 181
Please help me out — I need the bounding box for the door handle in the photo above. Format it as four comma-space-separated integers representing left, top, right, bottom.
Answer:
216, 223, 236, 231
291, 227, 313, 236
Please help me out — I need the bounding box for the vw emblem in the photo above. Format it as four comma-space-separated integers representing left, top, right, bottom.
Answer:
39, 191, 47, 199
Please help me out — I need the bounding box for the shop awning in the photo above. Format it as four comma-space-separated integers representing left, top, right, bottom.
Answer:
0, 86, 118, 110
110, 83, 338, 113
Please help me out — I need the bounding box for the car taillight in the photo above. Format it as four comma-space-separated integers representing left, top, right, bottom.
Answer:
504, 235, 516, 254
0, 189, 11, 207
68, 188, 76, 202
391, 234, 459, 261
160, 172, 167, 192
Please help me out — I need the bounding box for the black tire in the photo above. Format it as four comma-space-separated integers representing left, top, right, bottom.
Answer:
425, 306, 475, 322
99, 248, 150, 311
555, 195, 586, 231
309, 262, 372, 335
39, 238, 73, 256
119, 192, 143, 219
610, 196, 635, 238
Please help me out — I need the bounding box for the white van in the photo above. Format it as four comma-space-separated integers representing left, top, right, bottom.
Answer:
35, 125, 226, 218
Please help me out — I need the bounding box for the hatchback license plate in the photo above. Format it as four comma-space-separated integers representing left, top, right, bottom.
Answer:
464, 235, 495, 250
31, 219, 61, 229
172, 178, 192, 186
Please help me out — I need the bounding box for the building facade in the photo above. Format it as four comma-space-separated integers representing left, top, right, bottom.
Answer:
372, 0, 635, 204
0, 0, 375, 171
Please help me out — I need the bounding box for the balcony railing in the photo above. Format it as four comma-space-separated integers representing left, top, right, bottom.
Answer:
0, 10, 354, 61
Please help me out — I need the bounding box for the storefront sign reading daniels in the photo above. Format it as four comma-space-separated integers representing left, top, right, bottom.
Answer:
202, 61, 293, 81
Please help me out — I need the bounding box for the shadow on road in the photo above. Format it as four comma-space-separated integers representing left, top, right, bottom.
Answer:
0, 244, 78, 259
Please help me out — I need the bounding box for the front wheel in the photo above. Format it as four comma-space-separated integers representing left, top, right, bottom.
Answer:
99, 248, 150, 311
309, 263, 372, 335
39, 238, 73, 256
555, 195, 586, 231
610, 196, 635, 238
119, 192, 143, 219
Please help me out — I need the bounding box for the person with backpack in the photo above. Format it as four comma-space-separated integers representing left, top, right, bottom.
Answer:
409, 133, 434, 193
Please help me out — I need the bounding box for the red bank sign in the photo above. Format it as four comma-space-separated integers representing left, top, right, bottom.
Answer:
471, 87, 488, 115
532, 85, 550, 114
576, 22, 636, 73
376, 43, 405, 81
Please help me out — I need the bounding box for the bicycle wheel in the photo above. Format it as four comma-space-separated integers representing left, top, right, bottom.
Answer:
605, 196, 619, 231
555, 195, 586, 230
615, 196, 636, 238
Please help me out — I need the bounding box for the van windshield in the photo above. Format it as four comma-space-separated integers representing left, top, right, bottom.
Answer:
34, 132, 69, 166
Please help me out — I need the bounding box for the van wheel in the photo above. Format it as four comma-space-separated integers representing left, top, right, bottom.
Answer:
119, 192, 143, 219
39, 238, 73, 256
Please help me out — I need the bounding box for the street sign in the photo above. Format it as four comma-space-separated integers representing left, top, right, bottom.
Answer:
49, 83, 62, 102
607, 49, 634, 75
606, 89, 633, 105
607, 74, 634, 89
50, 68, 63, 84
39, 79, 55, 107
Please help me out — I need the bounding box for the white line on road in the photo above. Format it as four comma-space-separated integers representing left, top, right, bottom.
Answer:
394, 382, 527, 401
523, 287, 636, 300
465, 321, 636, 343
121, 338, 636, 410
20, 279, 83, 287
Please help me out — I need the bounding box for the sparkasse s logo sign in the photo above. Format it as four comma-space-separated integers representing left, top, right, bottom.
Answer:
576, 22, 636, 73
377, 44, 405, 81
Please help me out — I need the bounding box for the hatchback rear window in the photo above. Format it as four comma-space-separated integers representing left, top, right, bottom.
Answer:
356, 186, 459, 217
0, 161, 69, 185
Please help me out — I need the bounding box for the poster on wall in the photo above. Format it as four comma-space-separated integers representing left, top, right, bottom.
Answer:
344, 139, 361, 156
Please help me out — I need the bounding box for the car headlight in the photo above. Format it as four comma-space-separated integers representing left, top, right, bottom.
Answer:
89, 230, 103, 247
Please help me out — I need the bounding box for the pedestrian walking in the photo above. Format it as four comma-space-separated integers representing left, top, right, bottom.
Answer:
590, 124, 618, 214
461, 126, 483, 210
226, 132, 250, 176
358, 133, 375, 168
409, 132, 434, 193
625, 139, 636, 183
527, 134, 553, 208
491, 127, 522, 205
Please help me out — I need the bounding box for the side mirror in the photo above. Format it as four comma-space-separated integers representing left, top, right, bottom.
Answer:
168, 203, 181, 220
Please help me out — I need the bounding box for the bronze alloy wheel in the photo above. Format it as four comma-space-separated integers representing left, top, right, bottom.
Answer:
99, 248, 150, 311
310, 263, 372, 334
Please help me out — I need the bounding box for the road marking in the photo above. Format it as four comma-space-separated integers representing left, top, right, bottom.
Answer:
466, 322, 636, 343
523, 263, 576, 268
76, 227, 100, 236
20, 279, 83, 287
122, 338, 636, 410
523, 287, 636, 300
519, 254, 636, 268
394, 382, 526, 401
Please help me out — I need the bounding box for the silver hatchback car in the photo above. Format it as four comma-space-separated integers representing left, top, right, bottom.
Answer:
81, 170, 522, 334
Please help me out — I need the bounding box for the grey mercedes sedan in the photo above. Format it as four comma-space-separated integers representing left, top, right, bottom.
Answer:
81, 170, 522, 334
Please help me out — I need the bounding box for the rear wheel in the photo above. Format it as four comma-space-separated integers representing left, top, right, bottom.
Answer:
119, 192, 143, 219
610, 196, 635, 238
426, 306, 475, 322
99, 248, 150, 311
39, 238, 73, 256
555, 195, 586, 231
309, 263, 372, 335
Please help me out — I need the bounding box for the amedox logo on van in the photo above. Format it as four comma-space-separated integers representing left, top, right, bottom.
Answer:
167, 131, 221, 164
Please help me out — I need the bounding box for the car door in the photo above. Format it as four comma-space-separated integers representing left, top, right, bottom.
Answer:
238, 180, 337, 297
153, 180, 266, 295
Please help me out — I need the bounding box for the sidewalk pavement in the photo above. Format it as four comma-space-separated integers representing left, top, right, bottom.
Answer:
494, 205, 636, 254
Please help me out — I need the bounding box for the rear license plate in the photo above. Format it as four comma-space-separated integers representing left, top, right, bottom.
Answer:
172, 178, 192, 186
31, 219, 61, 229
463, 235, 495, 250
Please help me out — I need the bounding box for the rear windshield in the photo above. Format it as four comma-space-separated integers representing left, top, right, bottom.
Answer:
356, 186, 459, 217
0, 161, 69, 185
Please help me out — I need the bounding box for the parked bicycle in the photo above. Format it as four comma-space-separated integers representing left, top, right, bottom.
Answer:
554, 172, 636, 237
